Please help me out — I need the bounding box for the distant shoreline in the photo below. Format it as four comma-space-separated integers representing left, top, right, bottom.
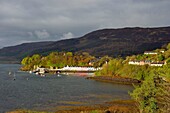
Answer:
0, 61, 20, 64
0, 58, 20, 64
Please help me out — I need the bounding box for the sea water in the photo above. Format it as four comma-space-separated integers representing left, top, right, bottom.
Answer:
0, 64, 133, 112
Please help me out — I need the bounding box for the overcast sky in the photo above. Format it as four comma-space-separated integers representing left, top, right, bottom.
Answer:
0, 0, 170, 48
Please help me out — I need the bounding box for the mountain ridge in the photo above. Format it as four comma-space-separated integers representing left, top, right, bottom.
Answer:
0, 26, 170, 61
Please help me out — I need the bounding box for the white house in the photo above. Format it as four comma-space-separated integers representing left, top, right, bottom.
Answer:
61, 66, 101, 71
128, 61, 140, 65
144, 51, 158, 55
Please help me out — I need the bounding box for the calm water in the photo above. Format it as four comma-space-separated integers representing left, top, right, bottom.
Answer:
0, 64, 133, 112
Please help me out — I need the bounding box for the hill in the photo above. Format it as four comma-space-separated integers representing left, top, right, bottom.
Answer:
0, 26, 170, 62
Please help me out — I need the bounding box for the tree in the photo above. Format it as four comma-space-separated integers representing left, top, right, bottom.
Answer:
164, 49, 170, 58
166, 43, 170, 50
130, 74, 158, 113
31, 54, 41, 64
130, 67, 170, 113
156, 78, 170, 113
21, 56, 31, 65
96, 58, 123, 76
66, 52, 73, 56
157, 54, 164, 61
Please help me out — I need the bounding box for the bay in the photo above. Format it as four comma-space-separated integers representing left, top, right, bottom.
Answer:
0, 64, 133, 112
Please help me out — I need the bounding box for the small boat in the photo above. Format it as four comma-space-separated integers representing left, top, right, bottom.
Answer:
57, 74, 61, 77
13, 72, 16, 80
40, 73, 46, 77
9, 71, 12, 75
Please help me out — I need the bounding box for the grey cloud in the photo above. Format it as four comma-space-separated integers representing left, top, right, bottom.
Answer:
60, 32, 75, 40
34, 29, 50, 39
0, 0, 170, 47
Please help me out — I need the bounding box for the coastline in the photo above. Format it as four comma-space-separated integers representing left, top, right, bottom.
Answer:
8, 100, 138, 113
86, 76, 141, 85
54, 100, 138, 113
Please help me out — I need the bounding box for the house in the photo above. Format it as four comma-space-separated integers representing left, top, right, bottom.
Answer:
150, 61, 165, 67
144, 51, 157, 55
128, 60, 151, 66
61, 66, 101, 71
160, 50, 165, 53
88, 58, 100, 66
128, 61, 140, 65
139, 61, 145, 65
144, 60, 151, 65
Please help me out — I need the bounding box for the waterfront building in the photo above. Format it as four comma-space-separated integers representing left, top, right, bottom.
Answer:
144, 51, 158, 55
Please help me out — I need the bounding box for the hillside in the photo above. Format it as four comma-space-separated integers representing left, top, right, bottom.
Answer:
0, 27, 170, 61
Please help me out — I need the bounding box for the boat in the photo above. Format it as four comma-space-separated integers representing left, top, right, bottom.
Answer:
13, 72, 16, 80
9, 71, 12, 75
57, 74, 61, 77
40, 73, 46, 77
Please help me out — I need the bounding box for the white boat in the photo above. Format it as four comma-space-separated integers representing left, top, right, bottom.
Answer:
57, 74, 61, 77
9, 71, 12, 75
40, 74, 46, 77
13, 72, 16, 80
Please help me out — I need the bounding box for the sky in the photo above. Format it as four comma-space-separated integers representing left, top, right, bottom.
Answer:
0, 0, 170, 48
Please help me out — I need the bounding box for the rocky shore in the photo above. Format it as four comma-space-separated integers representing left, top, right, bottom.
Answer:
86, 76, 141, 85
54, 100, 138, 113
